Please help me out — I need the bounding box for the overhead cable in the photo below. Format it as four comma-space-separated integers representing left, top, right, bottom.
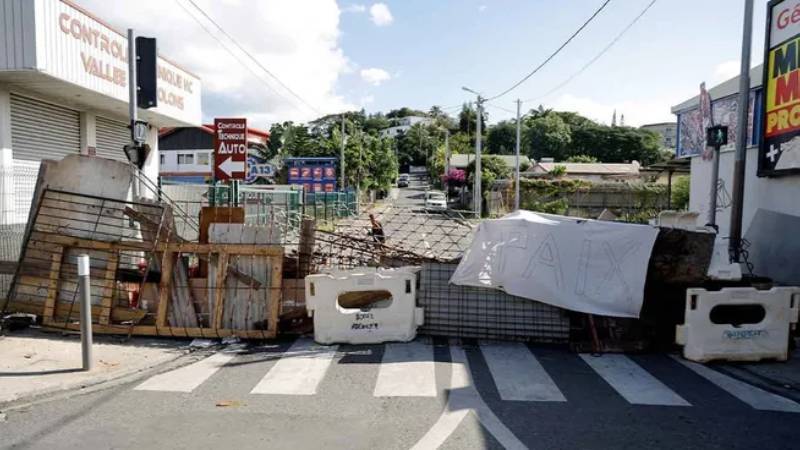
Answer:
179, 0, 323, 116
523, 0, 657, 104
485, 0, 612, 101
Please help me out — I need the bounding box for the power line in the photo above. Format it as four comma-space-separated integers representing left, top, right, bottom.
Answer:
523, 0, 657, 104
178, 0, 323, 116
485, 102, 516, 115
486, 0, 612, 101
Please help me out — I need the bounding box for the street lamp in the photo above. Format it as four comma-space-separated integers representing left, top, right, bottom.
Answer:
462, 86, 484, 216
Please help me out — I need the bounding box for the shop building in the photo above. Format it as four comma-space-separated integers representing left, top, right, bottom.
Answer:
671, 66, 800, 284
0, 0, 202, 284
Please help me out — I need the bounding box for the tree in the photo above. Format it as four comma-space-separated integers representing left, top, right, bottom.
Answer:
524, 114, 572, 160
566, 154, 598, 163
671, 176, 690, 210
395, 123, 440, 167
466, 156, 511, 199
486, 120, 520, 155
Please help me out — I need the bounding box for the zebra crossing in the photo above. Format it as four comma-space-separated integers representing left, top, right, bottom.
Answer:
133, 339, 800, 413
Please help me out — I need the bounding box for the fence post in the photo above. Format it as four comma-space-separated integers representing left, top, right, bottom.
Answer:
78, 254, 93, 371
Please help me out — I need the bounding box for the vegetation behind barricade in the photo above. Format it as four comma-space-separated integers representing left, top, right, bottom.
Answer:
488, 178, 669, 223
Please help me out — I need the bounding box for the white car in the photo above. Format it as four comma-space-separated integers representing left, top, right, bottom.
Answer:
424, 191, 447, 211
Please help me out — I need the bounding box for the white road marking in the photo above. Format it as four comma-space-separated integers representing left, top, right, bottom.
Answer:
135, 352, 234, 393
580, 354, 690, 406
480, 342, 565, 402
374, 341, 437, 397
250, 338, 338, 395
410, 346, 526, 450
673, 356, 800, 413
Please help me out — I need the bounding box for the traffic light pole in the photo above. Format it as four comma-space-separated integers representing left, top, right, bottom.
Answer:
707, 144, 720, 227
127, 28, 139, 199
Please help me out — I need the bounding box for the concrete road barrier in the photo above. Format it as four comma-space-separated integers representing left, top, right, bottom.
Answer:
676, 287, 800, 363
306, 267, 423, 345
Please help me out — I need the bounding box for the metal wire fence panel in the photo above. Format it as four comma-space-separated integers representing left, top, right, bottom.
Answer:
0, 160, 41, 298
418, 262, 570, 343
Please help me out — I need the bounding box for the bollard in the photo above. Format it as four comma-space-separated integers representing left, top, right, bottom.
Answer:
77, 254, 93, 371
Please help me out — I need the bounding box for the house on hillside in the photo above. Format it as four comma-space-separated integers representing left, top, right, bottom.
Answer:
640, 122, 677, 149
379, 116, 434, 138
159, 125, 271, 184
524, 159, 641, 182
449, 154, 532, 170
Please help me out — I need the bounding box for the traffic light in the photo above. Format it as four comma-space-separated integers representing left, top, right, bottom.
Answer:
136, 37, 157, 109
706, 125, 729, 148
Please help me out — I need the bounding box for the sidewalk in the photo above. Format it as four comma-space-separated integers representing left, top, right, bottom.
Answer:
0, 329, 190, 406
716, 343, 800, 402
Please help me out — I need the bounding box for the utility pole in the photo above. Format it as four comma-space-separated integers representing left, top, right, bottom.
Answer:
444, 129, 450, 176
127, 29, 139, 198
514, 99, 522, 211
463, 87, 485, 215
340, 114, 346, 190
474, 97, 484, 215
728, 0, 754, 263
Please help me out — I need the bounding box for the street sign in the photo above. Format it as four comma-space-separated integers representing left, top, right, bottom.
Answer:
213, 118, 247, 181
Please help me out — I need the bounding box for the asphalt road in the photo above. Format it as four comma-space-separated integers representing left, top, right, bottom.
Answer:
337, 177, 475, 260
3, 338, 799, 450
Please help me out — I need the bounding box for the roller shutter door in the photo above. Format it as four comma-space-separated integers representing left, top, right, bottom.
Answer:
10, 94, 80, 161
95, 116, 130, 161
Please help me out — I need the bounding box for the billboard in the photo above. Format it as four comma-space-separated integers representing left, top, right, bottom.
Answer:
760, 0, 800, 176
213, 118, 247, 181
285, 157, 337, 193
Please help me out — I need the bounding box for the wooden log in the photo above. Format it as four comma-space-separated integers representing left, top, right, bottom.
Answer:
42, 249, 64, 322
212, 252, 229, 330
268, 256, 283, 334
298, 218, 316, 278
156, 251, 175, 328
98, 253, 119, 325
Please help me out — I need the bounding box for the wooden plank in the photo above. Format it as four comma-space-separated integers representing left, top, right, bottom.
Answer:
267, 255, 283, 337
156, 251, 175, 328
5, 300, 146, 323
42, 249, 64, 322
27, 231, 283, 256
212, 252, 229, 330
41, 322, 273, 339
0, 260, 18, 274
98, 253, 119, 325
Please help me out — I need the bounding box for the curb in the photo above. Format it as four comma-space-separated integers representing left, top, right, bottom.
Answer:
0, 347, 204, 412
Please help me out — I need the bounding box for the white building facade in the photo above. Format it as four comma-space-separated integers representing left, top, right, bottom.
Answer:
0, 0, 201, 270
379, 116, 434, 138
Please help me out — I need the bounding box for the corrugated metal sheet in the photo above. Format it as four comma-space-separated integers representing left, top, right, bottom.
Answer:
0, 0, 37, 70
95, 116, 129, 161
418, 263, 570, 343
10, 94, 80, 161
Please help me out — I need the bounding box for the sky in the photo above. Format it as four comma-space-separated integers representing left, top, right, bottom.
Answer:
78, 0, 770, 129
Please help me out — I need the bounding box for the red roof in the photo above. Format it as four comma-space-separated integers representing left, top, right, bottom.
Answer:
159, 124, 270, 141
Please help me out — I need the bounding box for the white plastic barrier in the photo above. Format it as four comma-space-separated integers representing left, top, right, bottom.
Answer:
306, 267, 424, 345
676, 287, 800, 363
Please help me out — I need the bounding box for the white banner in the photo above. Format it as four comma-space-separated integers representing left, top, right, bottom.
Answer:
450, 211, 659, 318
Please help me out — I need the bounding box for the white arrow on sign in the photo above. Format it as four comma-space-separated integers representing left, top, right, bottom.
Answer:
219, 157, 245, 177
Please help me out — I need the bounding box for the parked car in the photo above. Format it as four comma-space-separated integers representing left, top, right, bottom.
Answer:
397, 173, 410, 187
424, 190, 447, 211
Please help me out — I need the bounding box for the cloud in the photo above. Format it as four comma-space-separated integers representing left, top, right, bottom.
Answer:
344, 4, 366, 13
549, 93, 676, 127
360, 67, 391, 86
478, 5, 487, 12
712, 60, 741, 83
75, 0, 357, 126
369, 3, 393, 26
